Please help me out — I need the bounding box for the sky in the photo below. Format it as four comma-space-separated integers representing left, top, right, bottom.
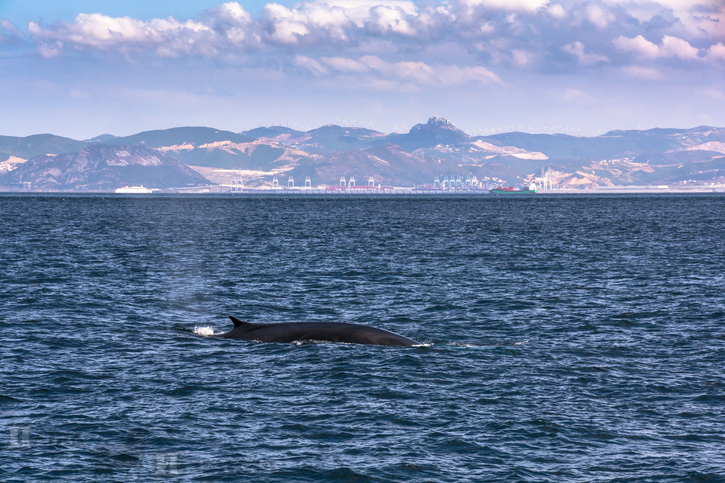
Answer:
1, 0, 724, 139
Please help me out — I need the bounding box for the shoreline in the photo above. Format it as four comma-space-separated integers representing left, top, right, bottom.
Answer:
2, 187, 725, 196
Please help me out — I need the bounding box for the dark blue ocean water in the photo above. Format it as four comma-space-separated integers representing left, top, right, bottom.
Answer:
1, 194, 724, 482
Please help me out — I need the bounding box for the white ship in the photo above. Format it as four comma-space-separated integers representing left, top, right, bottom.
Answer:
115, 185, 153, 194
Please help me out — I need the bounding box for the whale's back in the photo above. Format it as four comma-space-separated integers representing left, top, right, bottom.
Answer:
220, 316, 418, 346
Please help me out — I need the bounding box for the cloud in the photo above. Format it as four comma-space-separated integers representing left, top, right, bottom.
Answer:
209, 1, 253, 24
301, 54, 501, 87
361, 56, 502, 86
707, 42, 725, 62
294, 54, 328, 75
262, 4, 312, 45
391, 60, 437, 83
29, 14, 170, 49
27, 7, 259, 58
613, 35, 659, 58
613, 34, 700, 60
433, 63, 502, 84
660, 35, 699, 60
261, 2, 353, 45
453, 0, 550, 14
637, 0, 725, 38
1, 19, 24, 44
364, 5, 416, 36
584, 4, 615, 29
320, 56, 370, 72
547, 4, 566, 19
324, 0, 419, 25
562, 41, 610, 65
20, 0, 725, 79
205, 2, 258, 47
598, 0, 723, 33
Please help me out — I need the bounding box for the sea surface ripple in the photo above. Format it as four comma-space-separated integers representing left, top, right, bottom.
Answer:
1, 194, 724, 482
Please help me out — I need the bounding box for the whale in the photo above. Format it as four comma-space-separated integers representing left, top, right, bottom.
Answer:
212, 316, 419, 347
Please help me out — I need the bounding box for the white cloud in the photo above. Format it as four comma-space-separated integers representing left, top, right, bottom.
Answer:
547, 4, 566, 19
7, 0, 725, 140
391, 60, 438, 83
212, 1, 253, 23
606, 0, 725, 39
29, 14, 163, 49
20, 0, 722, 80
585, 4, 615, 29
359, 55, 387, 71
600, 0, 659, 23
261, 3, 354, 45
207, 2, 258, 47
37, 41, 63, 59
695, 9, 725, 39
647, 0, 707, 6
433, 64, 502, 84
321, 56, 370, 72
364, 6, 416, 36
294, 54, 328, 75
309, 54, 501, 86
454, 0, 550, 13
562, 41, 610, 65
707, 42, 725, 62
323, 0, 418, 25
613, 35, 660, 59
27, 7, 259, 57
613, 34, 700, 60
1, 19, 24, 43
412, 6, 453, 37
262, 4, 312, 44
660, 35, 699, 60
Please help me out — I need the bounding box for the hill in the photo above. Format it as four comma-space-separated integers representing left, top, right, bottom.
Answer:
107, 127, 254, 148
2, 119, 724, 190
0, 143, 209, 191
0, 134, 87, 162
387, 116, 470, 151
105, 127, 300, 169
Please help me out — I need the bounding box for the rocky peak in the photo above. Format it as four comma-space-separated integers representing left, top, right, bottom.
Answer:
409, 116, 465, 136
398, 116, 468, 149
426, 116, 457, 130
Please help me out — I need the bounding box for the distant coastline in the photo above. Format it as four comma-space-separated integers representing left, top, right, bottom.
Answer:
3, 185, 725, 196
2, 119, 724, 193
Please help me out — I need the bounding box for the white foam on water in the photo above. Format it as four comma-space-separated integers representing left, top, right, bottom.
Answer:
193, 326, 218, 337
445, 342, 480, 348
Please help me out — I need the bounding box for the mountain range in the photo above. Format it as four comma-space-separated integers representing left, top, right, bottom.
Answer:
1, 117, 724, 191
1, 143, 208, 191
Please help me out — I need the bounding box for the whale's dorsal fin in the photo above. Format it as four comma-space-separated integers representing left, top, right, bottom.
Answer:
229, 316, 252, 328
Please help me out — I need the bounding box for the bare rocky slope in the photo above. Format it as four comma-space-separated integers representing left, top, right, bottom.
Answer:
0, 143, 209, 191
